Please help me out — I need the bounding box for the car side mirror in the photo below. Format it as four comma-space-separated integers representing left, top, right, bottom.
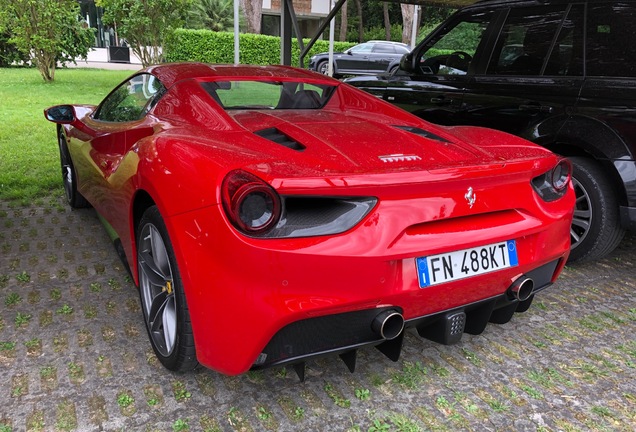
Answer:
44, 105, 75, 124
399, 53, 415, 73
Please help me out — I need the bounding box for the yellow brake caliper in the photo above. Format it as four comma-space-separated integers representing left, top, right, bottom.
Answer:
163, 280, 173, 295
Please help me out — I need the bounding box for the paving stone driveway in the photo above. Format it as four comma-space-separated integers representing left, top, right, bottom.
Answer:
0, 195, 635, 432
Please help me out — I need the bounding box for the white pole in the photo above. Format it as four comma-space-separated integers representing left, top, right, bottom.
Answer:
328, 0, 335, 76
410, 5, 419, 48
233, 0, 240, 64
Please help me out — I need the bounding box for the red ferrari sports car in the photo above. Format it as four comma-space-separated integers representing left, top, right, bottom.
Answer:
45, 62, 574, 379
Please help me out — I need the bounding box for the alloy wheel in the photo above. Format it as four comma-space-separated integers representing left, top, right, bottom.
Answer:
138, 223, 177, 357
570, 177, 592, 251
318, 61, 330, 75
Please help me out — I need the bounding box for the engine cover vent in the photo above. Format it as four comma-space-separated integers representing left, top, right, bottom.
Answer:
393, 125, 450, 143
255, 128, 306, 151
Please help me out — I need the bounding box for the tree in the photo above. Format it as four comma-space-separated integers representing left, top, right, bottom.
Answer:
400, 3, 415, 45
354, 0, 364, 42
383, 2, 390, 41
0, 0, 93, 82
0, 9, 24, 67
339, 1, 348, 42
240, 0, 262, 34
188, 0, 234, 32
96, 0, 192, 67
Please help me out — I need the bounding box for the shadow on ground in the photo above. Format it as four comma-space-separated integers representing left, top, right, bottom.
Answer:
0, 195, 635, 431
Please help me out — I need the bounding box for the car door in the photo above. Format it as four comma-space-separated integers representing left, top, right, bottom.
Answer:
336, 43, 374, 74
575, 2, 636, 221
368, 44, 399, 73
460, 3, 583, 140
72, 74, 163, 218
382, 9, 498, 126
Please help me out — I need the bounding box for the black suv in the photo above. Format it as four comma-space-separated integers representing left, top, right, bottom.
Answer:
346, 0, 636, 262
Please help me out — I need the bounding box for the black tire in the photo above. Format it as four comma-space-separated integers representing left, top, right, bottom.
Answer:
316, 60, 336, 77
568, 157, 625, 262
58, 130, 89, 208
137, 206, 198, 371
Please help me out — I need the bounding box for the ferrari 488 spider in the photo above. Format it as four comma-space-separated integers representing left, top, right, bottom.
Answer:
45, 62, 574, 378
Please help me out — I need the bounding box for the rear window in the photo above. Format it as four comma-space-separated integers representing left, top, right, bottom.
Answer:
488, 5, 568, 76
201, 81, 337, 110
373, 44, 398, 53
586, 2, 636, 77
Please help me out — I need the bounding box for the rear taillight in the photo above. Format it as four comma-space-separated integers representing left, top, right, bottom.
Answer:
532, 158, 572, 202
222, 170, 281, 234
551, 159, 570, 191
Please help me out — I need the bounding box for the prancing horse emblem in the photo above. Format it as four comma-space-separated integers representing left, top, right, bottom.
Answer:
465, 187, 476, 208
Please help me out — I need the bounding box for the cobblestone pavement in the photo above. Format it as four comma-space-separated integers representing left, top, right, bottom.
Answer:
0, 195, 635, 432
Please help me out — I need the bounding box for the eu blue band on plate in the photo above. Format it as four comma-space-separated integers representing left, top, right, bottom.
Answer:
507, 240, 518, 266
417, 257, 430, 287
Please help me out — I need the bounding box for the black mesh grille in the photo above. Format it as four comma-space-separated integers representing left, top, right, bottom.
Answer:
449, 313, 466, 336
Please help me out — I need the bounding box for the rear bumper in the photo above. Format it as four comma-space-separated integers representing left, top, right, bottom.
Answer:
614, 160, 636, 228
620, 205, 636, 230
252, 259, 560, 371
165, 189, 572, 375
307, 58, 319, 71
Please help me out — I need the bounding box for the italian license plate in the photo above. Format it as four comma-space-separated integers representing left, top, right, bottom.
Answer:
416, 240, 518, 288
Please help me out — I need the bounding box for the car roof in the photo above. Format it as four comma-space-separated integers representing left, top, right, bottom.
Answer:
144, 62, 335, 88
366, 40, 409, 47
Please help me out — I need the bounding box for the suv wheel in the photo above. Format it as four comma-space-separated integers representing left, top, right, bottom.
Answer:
317, 60, 330, 75
568, 157, 625, 262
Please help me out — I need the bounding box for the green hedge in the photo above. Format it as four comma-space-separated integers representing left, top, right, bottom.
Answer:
164, 29, 356, 66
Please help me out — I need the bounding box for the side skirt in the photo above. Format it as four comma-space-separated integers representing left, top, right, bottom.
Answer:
96, 213, 132, 276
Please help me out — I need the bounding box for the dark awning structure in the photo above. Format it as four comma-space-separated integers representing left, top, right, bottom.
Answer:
278, 0, 478, 67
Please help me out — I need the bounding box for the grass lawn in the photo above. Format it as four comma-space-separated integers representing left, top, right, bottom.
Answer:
0, 67, 133, 203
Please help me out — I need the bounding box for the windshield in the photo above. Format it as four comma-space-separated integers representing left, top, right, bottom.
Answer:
200, 80, 337, 110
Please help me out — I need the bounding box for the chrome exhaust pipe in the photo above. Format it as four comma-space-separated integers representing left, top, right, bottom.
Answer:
508, 277, 534, 302
371, 310, 404, 340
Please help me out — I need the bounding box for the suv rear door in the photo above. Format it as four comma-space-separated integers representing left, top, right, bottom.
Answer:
337, 43, 374, 74
569, 2, 636, 230
462, 3, 584, 141
368, 43, 402, 73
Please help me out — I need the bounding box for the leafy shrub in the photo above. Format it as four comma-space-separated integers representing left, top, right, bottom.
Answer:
433, 21, 483, 53
416, 22, 443, 45
0, 32, 29, 67
164, 29, 356, 66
